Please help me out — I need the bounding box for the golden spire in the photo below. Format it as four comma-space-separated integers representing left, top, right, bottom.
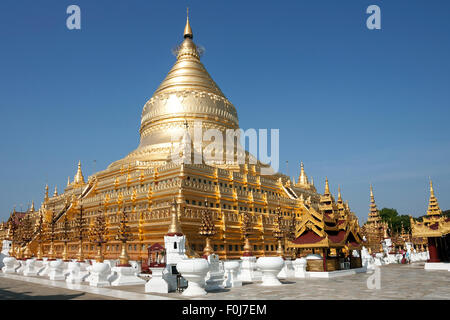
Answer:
167, 197, 183, 235
324, 177, 330, 195
338, 186, 342, 202
368, 184, 381, 224
30, 201, 35, 212
45, 184, 49, 200
53, 185, 58, 197
427, 179, 442, 216
74, 160, 85, 185
184, 7, 193, 39
298, 162, 309, 185
67, 176, 71, 187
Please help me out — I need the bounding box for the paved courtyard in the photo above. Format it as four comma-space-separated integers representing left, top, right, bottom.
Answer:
1, 263, 449, 300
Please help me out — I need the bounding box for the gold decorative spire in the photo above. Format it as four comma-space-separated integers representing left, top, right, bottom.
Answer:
338, 186, 342, 202
152, 11, 226, 98
427, 179, 442, 216
53, 186, 58, 197
44, 184, 49, 200
74, 160, 85, 185
67, 176, 71, 187
30, 201, 35, 212
167, 198, 183, 235
368, 184, 381, 224
184, 8, 193, 39
324, 177, 330, 195
298, 162, 309, 185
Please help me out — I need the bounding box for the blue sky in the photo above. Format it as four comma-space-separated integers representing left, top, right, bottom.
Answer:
0, 0, 449, 222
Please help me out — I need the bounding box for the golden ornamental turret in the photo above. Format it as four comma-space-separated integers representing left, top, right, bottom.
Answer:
426, 179, 442, 216
324, 177, 330, 196
53, 186, 58, 197
44, 185, 49, 202
367, 185, 381, 224
73, 160, 85, 185
67, 176, 71, 187
30, 201, 35, 212
167, 198, 183, 236
298, 162, 309, 185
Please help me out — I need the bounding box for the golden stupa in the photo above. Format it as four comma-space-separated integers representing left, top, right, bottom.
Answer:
1, 13, 363, 262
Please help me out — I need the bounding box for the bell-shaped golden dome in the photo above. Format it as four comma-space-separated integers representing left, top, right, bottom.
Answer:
109, 14, 240, 169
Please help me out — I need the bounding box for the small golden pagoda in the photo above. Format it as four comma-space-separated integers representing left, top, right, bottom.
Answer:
360, 185, 388, 253
287, 179, 363, 271
411, 180, 450, 262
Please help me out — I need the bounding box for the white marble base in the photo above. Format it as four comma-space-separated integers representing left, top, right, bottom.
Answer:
0, 252, 6, 269
306, 267, 367, 278
48, 260, 66, 280
145, 267, 169, 293
293, 258, 307, 278
23, 259, 39, 276
38, 260, 52, 276
176, 258, 210, 297
239, 256, 262, 282
257, 257, 284, 286
15, 260, 26, 274
89, 262, 111, 287
111, 266, 146, 286
424, 262, 450, 271
277, 260, 295, 279
205, 254, 224, 291
66, 262, 89, 284
223, 260, 242, 288
34, 260, 45, 275
1, 257, 17, 274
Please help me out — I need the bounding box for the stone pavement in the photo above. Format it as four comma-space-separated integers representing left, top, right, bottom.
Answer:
1, 263, 449, 300
0, 276, 117, 300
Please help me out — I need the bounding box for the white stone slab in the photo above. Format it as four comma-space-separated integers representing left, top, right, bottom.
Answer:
306, 267, 367, 279
145, 267, 169, 293
424, 262, 450, 271
111, 266, 146, 286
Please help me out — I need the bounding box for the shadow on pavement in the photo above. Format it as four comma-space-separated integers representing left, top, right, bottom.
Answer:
0, 288, 87, 300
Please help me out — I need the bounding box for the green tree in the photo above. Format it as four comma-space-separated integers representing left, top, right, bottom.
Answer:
378, 208, 411, 234
443, 210, 450, 218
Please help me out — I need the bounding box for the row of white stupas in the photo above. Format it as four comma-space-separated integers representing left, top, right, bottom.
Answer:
360, 238, 429, 270
0, 236, 429, 297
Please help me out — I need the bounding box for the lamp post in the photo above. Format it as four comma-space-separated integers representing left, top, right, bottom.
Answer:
35, 212, 44, 260
241, 211, 253, 256
21, 214, 34, 259
89, 206, 107, 263
74, 205, 86, 262
115, 208, 133, 267
46, 207, 56, 260
199, 198, 216, 258
273, 205, 284, 257
61, 215, 71, 261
